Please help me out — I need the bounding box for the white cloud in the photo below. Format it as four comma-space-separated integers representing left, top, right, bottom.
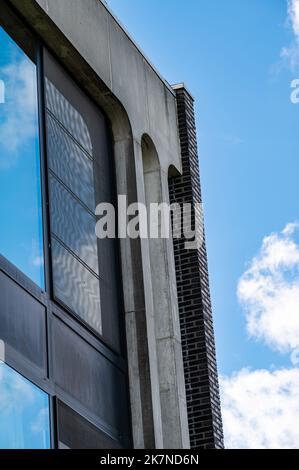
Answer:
0, 79, 5, 104
32, 256, 44, 267
0, 362, 35, 414
238, 223, 299, 355
221, 368, 299, 449
221, 223, 299, 448
30, 239, 44, 269
280, 0, 299, 70
31, 407, 49, 434
221, 133, 244, 146
0, 58, 38, 169
288, 0, 299, 38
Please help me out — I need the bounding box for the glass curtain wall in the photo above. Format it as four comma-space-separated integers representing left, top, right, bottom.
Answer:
0, 26, 44, 288
0, 362, 50, 449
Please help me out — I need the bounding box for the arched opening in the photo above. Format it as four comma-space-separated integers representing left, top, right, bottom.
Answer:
141, 135, 189, 448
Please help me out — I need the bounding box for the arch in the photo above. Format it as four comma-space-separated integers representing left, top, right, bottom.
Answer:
141, 134, 162, 211
141, 134, 190, 448
141, 134, 160, 174
168, 164, 181, 178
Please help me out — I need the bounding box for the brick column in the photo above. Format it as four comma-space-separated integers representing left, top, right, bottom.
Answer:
169, 84, 224, 449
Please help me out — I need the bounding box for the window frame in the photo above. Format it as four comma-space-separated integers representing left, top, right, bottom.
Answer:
0, 5, 131, 450
0, 5, 126, 352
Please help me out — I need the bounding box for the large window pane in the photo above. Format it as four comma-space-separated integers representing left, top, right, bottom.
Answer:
0, 27, 44, 288
44, 51, 103, 335
51, 239, 102, 334
0, 362, 50, 449
44, 50, 123, 351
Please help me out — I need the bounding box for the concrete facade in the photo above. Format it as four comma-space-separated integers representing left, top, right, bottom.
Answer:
7, 0, 223, 449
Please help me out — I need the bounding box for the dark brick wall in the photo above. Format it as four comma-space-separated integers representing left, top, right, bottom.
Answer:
169, 85, 224, 449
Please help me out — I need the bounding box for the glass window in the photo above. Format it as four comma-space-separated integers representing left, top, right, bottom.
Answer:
0, 362, 50, 449
0, 27, 44, 288
44, 51, 103, 335
44, 51, 122, 350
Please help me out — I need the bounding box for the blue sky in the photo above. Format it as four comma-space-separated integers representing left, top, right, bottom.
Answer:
106, 0, 299, 448
1, 0, 299, 449
0, 27, 44, 288
0, 362, 50, 449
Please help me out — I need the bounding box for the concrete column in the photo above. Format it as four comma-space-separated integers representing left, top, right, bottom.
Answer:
142, 137, 190, 449
130, 138, 164, 449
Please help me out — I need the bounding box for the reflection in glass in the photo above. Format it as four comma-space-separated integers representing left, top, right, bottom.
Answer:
45, 57, 103, 335
0, 27, 44, 287
0, 362, 50, 449
51, 239, 102, 334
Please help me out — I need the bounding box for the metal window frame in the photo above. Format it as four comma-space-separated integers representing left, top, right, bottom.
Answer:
0, 3, 132, 450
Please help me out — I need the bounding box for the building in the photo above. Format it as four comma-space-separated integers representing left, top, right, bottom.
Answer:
0, 0, 223, 449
